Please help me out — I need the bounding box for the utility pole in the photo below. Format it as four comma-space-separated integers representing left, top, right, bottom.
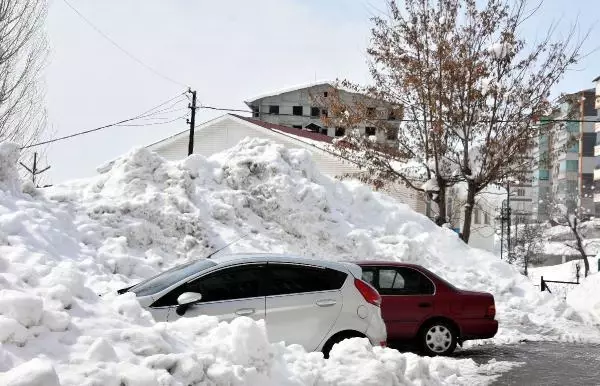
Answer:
507, 181, 512, 260
187, 88, 197, 156
19, 152, 50, 187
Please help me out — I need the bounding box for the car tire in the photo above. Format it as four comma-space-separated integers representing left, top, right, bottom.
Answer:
321, 331, 364, 359
419, 321, 457, 356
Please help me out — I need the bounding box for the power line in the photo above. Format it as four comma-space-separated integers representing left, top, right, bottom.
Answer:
61, 0, 188, 88
116, 114, 188, 127
22, 93, 189, 149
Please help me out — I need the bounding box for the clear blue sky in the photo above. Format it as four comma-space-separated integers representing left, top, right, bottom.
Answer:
41, 0, 599, 183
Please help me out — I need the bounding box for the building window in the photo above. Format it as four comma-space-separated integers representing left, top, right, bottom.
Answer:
387, 127, 398, 140
583, 173, 594, 197
517, 188, 525, 196
269, 105, 279, 115
320, 128, 328, 135
473, 208, 480, 224
251, 105, 259, 118
484, 212, 490, 225
293, 106, 303, 116
324, 91, 328, 97
583, 133, 596, 157
367, 107, 376, 118
335, 127, 345, 137
566, 160, 578, 172
292, 125, 302, 129
388, 109, 396, 121
321, 109, 328, 118
365, 126, 376, 136
311, 107, 320, 117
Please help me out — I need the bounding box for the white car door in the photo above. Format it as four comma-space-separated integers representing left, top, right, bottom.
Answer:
148, 263, 266, 323
265, 263, 345, 351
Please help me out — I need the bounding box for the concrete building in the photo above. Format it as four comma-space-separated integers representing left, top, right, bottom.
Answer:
244, 81, 402, 145
593, 76, 600, 215
531, 89, 597, 220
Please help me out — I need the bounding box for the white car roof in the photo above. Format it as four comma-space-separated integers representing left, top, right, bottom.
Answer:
208, 252, 360, 276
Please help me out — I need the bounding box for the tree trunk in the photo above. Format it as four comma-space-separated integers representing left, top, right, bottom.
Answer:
460, 183, 476, 243
434, 185, 447, 226
570, 217, 590, 277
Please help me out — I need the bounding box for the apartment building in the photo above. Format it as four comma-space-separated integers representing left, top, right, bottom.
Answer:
532, 89, 597, 220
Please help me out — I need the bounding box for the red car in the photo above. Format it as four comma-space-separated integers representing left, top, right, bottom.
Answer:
355, 261, 498, 356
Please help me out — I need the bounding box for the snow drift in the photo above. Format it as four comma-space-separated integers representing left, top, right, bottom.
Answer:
0, 138, 595, 384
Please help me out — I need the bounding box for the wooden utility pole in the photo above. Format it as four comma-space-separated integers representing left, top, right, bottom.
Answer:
19, 152, 50, 186
187, 88, 197, 156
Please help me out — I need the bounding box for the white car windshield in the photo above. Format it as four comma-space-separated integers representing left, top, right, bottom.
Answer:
128, 259, 217, 296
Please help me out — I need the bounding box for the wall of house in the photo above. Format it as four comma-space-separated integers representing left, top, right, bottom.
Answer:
149, 116, 426, 214
444, 186, 497, 252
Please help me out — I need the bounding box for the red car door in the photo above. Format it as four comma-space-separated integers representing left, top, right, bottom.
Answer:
372, 267, 436, 340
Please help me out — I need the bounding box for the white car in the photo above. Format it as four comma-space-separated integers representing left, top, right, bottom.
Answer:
119, 253, 387, 357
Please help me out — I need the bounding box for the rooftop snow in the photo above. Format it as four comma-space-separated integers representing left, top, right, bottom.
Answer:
244, 80, 335, 104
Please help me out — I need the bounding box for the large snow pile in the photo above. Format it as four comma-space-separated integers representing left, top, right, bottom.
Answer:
567, 272, 600, 326
0, 138, 592, 384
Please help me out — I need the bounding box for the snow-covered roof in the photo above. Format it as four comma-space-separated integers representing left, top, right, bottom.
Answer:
244, 80, 335, 104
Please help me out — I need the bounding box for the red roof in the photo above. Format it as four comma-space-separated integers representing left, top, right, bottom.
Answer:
233, 115, 333, 144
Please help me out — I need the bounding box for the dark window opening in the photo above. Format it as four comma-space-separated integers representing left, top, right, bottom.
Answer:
366, 107, 376, 118
583, 173, 594, 198
269, 105, 279, 115
311, 107, 320, 117
151, 264, 265, 307
324, 91, 328, 97
251, 105, 259, 118
320, 128, 328, 135
365, 127, 376, 136
293, 106, 303, 116
387, 128, 398, 140
292, 125, 302, 129
265, 264, 347, 296
583, 133, 596, 157
321, 109, 328, 118
335, 127, 345, 137
305, 123, 321, 132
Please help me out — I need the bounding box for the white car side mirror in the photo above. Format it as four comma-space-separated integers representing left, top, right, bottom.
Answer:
177, 292, 202, 305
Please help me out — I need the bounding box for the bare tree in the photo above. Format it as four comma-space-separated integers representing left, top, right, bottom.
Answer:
0, 0, 48, 148
512, 221, 544, 276
547, 195, 591, 277
320, 0, 586, 240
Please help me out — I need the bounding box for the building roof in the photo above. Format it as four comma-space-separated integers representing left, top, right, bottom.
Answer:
243, 80, 335, 104
593, 75, 600, 83
231, 115, 333, 144
142, 113, 336, 157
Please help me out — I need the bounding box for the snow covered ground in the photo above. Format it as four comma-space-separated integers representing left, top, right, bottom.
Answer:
0, 138, 598, 384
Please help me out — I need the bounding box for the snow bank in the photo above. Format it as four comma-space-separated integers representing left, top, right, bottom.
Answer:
0, 137, 595, 384
567, 272, 600, 326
